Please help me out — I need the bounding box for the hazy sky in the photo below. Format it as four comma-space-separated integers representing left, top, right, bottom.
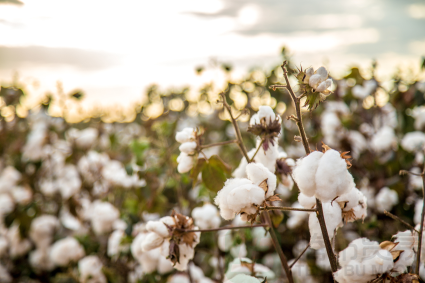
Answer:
0, 0, 424, 109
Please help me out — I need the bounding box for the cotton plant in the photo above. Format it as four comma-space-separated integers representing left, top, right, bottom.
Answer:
375, 187, 399, 213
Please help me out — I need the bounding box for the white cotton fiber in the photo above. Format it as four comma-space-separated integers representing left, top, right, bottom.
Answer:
179, 142, 197, 154
298, 193, 316, 209
315, 150, 354, 203
177, 152, 193, 173
375, 187, 398, 213
141, 232, 164, 252
292, 151, 324, 197
227, 184, 265, 213
308, 202, 342, 249
175, 128, 195, 143
146, 220, 169, 238
362, 249, 394, 275
246, 163, 277, 197
337, 187, 361, 211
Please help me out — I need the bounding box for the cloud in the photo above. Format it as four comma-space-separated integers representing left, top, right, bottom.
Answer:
0, 0, 23, 5
0, 46, 122, 70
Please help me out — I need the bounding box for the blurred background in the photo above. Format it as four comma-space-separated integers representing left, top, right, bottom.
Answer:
0, 0, 424, 121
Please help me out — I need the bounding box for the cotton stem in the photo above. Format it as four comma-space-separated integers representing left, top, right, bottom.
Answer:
260, 206, 317, 212
200, 139, 238, 149
176, 224, 268, 233
250, 139, 264, 163
289, 243, 310, 269
415, 163, 425, 275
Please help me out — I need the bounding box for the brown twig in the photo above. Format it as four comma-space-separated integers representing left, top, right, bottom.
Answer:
176, 224, 268, 233
262, 210, 294, 283
289, 243, 310, 269
415, 163, 425, 275
383, 210, 418, 233
219, 92, 250, 162
260, 206, 317, 212
201, 139, 238, 149
279, 60, 338, 273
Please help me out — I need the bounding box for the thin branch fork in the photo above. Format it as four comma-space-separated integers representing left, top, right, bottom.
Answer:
383, 210, 419, 233
289, 243, 310, 269
260, 206, 317, 212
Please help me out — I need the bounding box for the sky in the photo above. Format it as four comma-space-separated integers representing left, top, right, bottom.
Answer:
0, 0, 424, 111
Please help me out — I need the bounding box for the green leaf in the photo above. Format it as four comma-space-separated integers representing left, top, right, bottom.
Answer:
201, 155, 231, 192
270, 210, 284, 228
191, 158, 207, 180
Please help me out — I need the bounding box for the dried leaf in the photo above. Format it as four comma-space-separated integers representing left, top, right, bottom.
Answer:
321, 142, 332, 153
266, 194, 282, 202
340, 151, 352, 169
379, 241, 399, 252
342, 209, 356, 223
240, 260, 255, 275
167, 239, 180, 266
259, 179, 268, 194
391, 250, 403, 261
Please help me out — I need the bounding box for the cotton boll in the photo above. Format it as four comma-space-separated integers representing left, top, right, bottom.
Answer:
146, 219, 172, 238
292, 151, 324, 197
309, 74, 322, 88
246, 163, 277, 197
232, 155, 248, 178
347, 238, 380, 262
316, 248, 331, 271
89, 201, 120, 235
191, 203, 221, 229
29, 248, 55, 271
257, 106, 276, 123
393, 248, 415, 273
0, 166, 21, 194
337, 188, 361, 211
393, 230, 416, 251
0, 194, 15, 217
298, 193, 316, 209
179, 141, 197, 154
362, 249, 394, 275
0, 263, 12, 283
11, 186, 32, 205
401, 131, 425, 152
29, 215, 59, 249
253, 140, 280, 173
7, 224, 32, 257
218, 230, 232, 252
0, 236, 8, 257
224, 274, 262, 283
78, 255, 107, 283
309, 203, 342, 250
252, 227, 272, 251
287, 202, 309, 229
177, 152, 194, 173
176, 128, 196, 143
315, 150, 354, 202
49, 237, 85, 266
347, 131, 368, 160
415, 200, 423, 225
375, 187, 398, 213
108, 230, 129, 257
409, 167, 424, 190
371, 126, 397, 153
141, 232, 164, 252
231, 243, 247, 258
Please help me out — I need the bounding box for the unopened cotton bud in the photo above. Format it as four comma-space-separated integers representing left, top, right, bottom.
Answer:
316, 66, 328, 80
309, 74, 322, 88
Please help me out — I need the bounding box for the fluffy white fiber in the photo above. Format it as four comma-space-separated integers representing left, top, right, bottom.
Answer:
371, 126, 397, 153
192, 203, 221, 229
375, 187, 398, 213
401, 131, 425, 152
308, 202, 342, 249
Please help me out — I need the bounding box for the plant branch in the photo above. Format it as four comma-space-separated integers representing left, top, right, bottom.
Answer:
383, 210, 418, 233
262, 210, 294, 283
250, 139, 264, 162
176, 224, 268, 233
219, 92, 250, 162
289, 243, 310, 269
280, 60, 338, 273
260, 206, 317, 212
415, 163, 425, 275
201, 140, 238, 149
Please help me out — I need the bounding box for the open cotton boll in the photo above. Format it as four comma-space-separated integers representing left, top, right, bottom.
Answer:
362, 249, 394, 275
315, 150, 354, 203
78, 255, 107, 283
146, 216, 175, 238
393, 230, 416, 251
337, 188, 361, 211
287, 202, 309, 229
253, 140, 280, 173
298, 193, 316, 209
179, 141, 197, 154
309, 203, 342, 249
141, 232, 165, 252
191, 203, 221, 229
177, 152, 194, 173
89, 200, 120, 235
371, 126, 397, 153
249, 106, 276, 125
176, 128, 196, 143
218, 230, 232, 252
401, 131, 425, 152
224, 274, 262, 283
375, 187, 398, 213
246, 163, 276, 197
252, 227, 272, 251
393, 249, 415, 273
292, 151, 324, 197
29, 215, 59, 249
49, 237, 85, 266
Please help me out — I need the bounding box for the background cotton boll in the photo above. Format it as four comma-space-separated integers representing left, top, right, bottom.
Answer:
314, 150, 354, 203
371, 126, 397, 153
11, 186, 33, 205
175, 128, 195, 143
347, 130, 368, 160
78, 256, 107, 283
292, 151, 324, 197
29, 215, 59, 249
179, 141, 197, 154
49, 237, 85, 266
252, 227, 272, 251
415, 200, 423, 225
89, 201, 120, 235
230, 243, 247, 258
0, 166, 21, 193
375, 187, 399, 213
401, 131, 425, 152
275, 183, 291, 199
316, 248, 331, 271
298, 193, 316, 209
7, 224, 32, 257
74, 128, 98, 148
308, 203, 342, 250
108, 230, 129, 257
253, 141, 280, 173
177, 152, 194, 173
256, 105, 276, 123
218, 230, 232, 252
191, 203, 221, 229
246, 163, 276, 197
0, 194, 15, 217
286, 202, 309, 229
29, 249, 55, 271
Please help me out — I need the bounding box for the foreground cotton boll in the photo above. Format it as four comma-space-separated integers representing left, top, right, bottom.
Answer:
307, 67, 332, 95
78, 255, 107, 283
371, 126, 397, 153
315, 150, 354, 203
249, 105, 277, 126
246, 163, 277, 198
375, 187, 399, 213
49, 237, 85, 266
298, 193, 316, 209
177, 152, 194, 173
309, 202, 342, 249
401, 131, 425, 152
191, 203, 221, 229
89, 200, 120, 235
292, 151, 324, 197
179, 141, 197, 154
29, 215, 60, 249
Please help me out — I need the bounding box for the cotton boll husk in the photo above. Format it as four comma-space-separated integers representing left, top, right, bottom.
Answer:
298, 193, 316, 209
177, 152, 193, 173
375, 187, 398, 213
337, 188, 361, 211
49, 237, 85, 266
141, 232, 164, 252
309, 203, 342, 249
315, 150, 354, 203
176, 128, 195, 143
179, 141, 197, 154
246, 163, 277, 197
393, 249, 415, 273
161, 241, 195, 271
292, 151, 324, 197
401, 131, 425, 152
362, 249, 394, 275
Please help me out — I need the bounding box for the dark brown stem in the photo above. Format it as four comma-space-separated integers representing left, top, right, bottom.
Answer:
415, 164, 425, 275
289, 243, 310, 269
383, 210, 418, 232
260, 206, 317, 212
280, 60, 338, 273
219, 92, 250, 162
250, 139, 264, 162
176, 224, 268, 233
201, 139, 238, 149
262, 210, 294, 283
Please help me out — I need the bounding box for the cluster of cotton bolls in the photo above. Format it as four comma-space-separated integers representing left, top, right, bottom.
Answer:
215, 162, 277, 221
225, 258, 275, 282
191, 203, 221, 229
304, 66, 333, 96
176, 127, 198, 173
